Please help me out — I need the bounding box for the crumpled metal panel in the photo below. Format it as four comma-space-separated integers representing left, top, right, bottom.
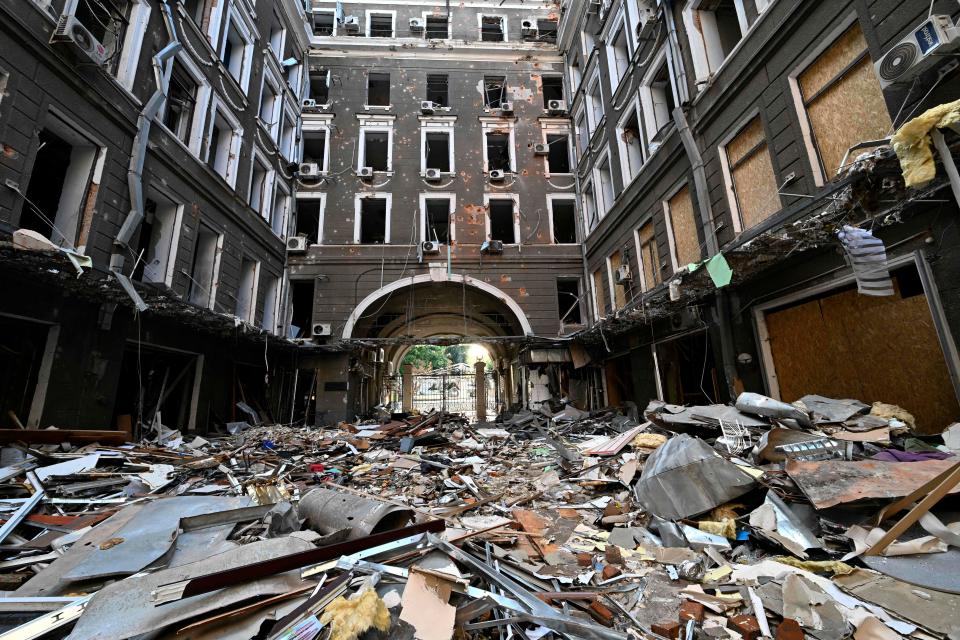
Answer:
298, 487, 412, 540
634, 434, 756, 520
735, 393, 812, 428
785, 459, 960, 509
797, 395, 869, 423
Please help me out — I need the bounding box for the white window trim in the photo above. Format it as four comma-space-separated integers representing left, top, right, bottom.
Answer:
279, 100, 299, 161
236, 259, 261, 324
477, 13, 508, 42
592, 147, 615, 216
207, 232, 225, 311
113, 0, 150, 90
787, 13, 860, 188
582, 179, 598, 235
591, 269, 604, 320
632, 224, 650, 294
301, 117, 332, 174
140, 185, 185, 287
258, 64, 283, 142
605, 11, 631, 94
205, 0, 229, 50
271, 181, 291, 237
366, 9, 397, 38
357, 118, 395, 173
546, 194, 578, 245
682, 0, 748, 84
480, 118, 516, 173
568, 55, 583, 96
574, 105, 589, 160
718, 108, 764, 235
638, 48, 675, 152
260, 271, 282, 334
248, 146, 275, 219
580, 28, 595, 61
419, 192, 456, 244
541, 120, 572, 178
354, 192, 393, 244
605, 253, 620, 312
419, 118, 457, 175
483, 192, 521, 245
422, 11, 450, 40
615, 97, 646, 187
662, 181, 690, 274
159, 53, 210, 157
268, 22, 287, 65
206, 96, 244, 188
297, 192, 326, 245
221, 2, 255, 93
312, 8, 337, 36
585, 72, 603, 133
364, 72, 393, 110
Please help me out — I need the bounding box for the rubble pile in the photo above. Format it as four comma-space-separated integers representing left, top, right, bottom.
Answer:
1, 395, 960, 639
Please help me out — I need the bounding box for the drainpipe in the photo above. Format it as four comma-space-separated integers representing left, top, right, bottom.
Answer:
661, 0, 690, 105
673, 106, 738, 398
112, 2, 182, 273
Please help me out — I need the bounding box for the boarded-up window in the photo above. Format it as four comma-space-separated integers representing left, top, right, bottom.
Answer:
609, 250, 627, 310
665, 185, 700, 268
798, 23, 892, 178
725, 116, 780, 230
593, 269, 607, 318
637, 221, 660, 291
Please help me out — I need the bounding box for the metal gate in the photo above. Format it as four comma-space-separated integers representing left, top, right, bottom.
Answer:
388, 369, 499, 420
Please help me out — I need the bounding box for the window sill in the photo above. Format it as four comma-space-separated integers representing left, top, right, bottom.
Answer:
363, 105, 393, 111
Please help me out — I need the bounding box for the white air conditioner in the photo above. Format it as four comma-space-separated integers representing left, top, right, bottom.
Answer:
533, 143, 550, 155
489, 169, 506, 182
616, 264, 633, 283
343, 15, 360, 32
874, 15, 960, 88
421, 240, 441, 254
358, 166, 374, 179
547, 99, 568, 114
481, 239, 504, 254
51, 13, 108, 66
312, 323, 332, 337
302, 98, 318, 109
521, 20, 537, 37
420, 100, 438, 115
409, 17, 425, 31
287, 236, 308, 252
299, 162, 321, 177
424, 168, 443, 181
500, 101, 514, 114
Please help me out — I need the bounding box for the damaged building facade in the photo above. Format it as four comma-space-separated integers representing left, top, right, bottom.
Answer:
0, 0, 312, 432
560, 0, 960, 433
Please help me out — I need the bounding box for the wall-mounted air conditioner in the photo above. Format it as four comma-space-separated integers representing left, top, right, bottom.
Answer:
874, 15, 960, 88
533, 143, 550, 155
312, 323, 332, 337
424, 168, 442, 181
410, 18, 425, 31
287, 236, 308, 252
302, 98, 318, 109
51, 13, 108, 66
343, 16, 360, 33
489, 169, 506, 182
481, 239, 504, 254
420, 100, 438, 115
358, 166, 374, 179
299, 162, 321, 178
547, 99, 568, 115
500, 101, 514, 114
421, 240, 441, 254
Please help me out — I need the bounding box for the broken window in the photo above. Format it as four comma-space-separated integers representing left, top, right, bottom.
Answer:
597, 156, 615, 212
313, 11, 335, 36
618, 109, 645, 181
609, 25, 630, 87
163, 60, 199, 145
609, 249, 627, 309
271, 187, 289, 236
367, 72, 390, 106
181, 0, 211, 28
537, 19, 558, 42
207, 108, 238, 183
488, 199, 516, 244
295, 198, 322, 244
425, 15, 449, 39
424, 198, 451, 243
368, 13, 394, 37
797, 23, 892, 179
665, 185, 700, 268
310, 69, 330, 103
483, 76, 506, 108
259, 79, 279, 129
302, 130, 327, 171
248, 156, 271, 216
280, 112, 295, 160
221, 12, 252, 87
724, 115, 779, 230
260, 274, 279, 332
637, 221, 661, 291
235, 257, 258, 322
541, 75, 564, 107
426, 74, 448, 106
485, 132, 512, 172
557, 279, 582, 324
551, 199, 577, 244
688, 0, 744, 77
587, 79, 603, 130
424, 131, 451, 172
576, 111, 589, 155
362, 131, 390, 171
480, 15, 505, 42
289, 279, 314, 338
20, 117, 99, 249
583, 182, 598, 231
132, 197, 180, 284
0, 316, 51, 429
568, 57, 582, 93
359, 197, 388, 244
643, 57, 676, 139
546, 134, 571, 174
188, 223, 220, 309
73, 0, 133, 72
593, 269, 607, 318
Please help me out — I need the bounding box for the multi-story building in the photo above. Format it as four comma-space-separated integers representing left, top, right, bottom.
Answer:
561, 0, 960, 433
0, 0, 311, 432
293, 1, 589, 419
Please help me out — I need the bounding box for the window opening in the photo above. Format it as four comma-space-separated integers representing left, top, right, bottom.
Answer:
488, 199, 515, 243
425, 131, 451, 171
359, 198, 388, 244
295, 199, 321, 243
426, 74, 449, 106
546, 134, 570, 173
551, 200, 577, 243
369, 13, 393, 37
481, 15, 505, 42
542, 75, 564, 106
235, 258, 257, 322
188, 223, 219, 308
537, 19, 558, 42
303, 130, 327, 169
310, 69, 330, 103
483, 76, 506, 108
163, 60, 198, 144
367, 72, 390, 106
486, 133, 511, 172
313, 12, 334, 36
289, 280, 314, 338
557, 280, 582, 324
425, 15, 449, 39
363, 131, 389, 171
425, 199, 450, 243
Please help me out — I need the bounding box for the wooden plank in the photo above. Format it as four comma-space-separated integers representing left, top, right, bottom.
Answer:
0, 430, 129, 445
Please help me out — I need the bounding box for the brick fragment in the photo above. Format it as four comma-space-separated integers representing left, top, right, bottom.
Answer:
605, 544, 624, 565
652, 620, 681, 639
776, 618, 804, 640
679, 600, 705, 623
589, 601, 615, 626
576, 552, 593, 567
601, 564, 622, 579
729, 614, 761, 640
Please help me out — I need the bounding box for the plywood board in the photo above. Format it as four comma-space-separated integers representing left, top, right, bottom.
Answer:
638, 222, 660, 290
593, 269, 607, 317
732, 143, 780, 229
799, 24, 869, 101
610, 250, 627, 310
667, 185, 700, 267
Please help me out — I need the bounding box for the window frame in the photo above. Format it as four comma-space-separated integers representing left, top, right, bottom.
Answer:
662, 181, 696, 274
357, 116, 396, 173
311, 8, 337, 36
235, 257, 261, 324
258, 64, 283, 142
483, 192, 521, 246
478, 14, 508, 42
420, 117, 457, 175
541, 120, 572, 178
717, 109, 778, 234
582, 178, 599, 235
593, 147, 616, 216
366, 10, 396, 38
295, 192, 326, 245
585, 72, 604, 133
247, 147, 275, 219
422, 12, 450, 40
605, 11, 632, 93
638, 48, 677, 152
220, 2, 255, 92
547, 194, 578, 245
271, 180, 291, 237
353, 192, 393, 244
159, 53, 210, 156
480, 118, 516, 174
140, 188, 184, 288
204, 97, 244, 188
301, 118, 332, 174
615, 97, 647, 186
633, 219, 660, 293
419, 192, 457, 244
365, 71, 392, 110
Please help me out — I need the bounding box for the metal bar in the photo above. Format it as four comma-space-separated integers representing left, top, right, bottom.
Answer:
0, 473, 43, 544
0, 595, 91, 640
179, 504, 274, 532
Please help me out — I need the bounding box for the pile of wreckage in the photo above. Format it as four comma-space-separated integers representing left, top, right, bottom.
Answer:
1, 392, 960, 640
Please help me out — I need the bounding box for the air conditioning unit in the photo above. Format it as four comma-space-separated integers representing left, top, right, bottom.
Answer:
343, 15, 361, 32
312, 323, 332, 337
533, 143, 550, 155
358, 166, 374, 179
409, 17, 425, 31
421, 240, 441, 254
299, 162, 321, 177
874, 15, 960, 88
489, 169, 506, 182
420, 100, 438, 115
547, 99, 568, 114
481, 239, 504, 254
521, 19, 537, 37
287, 236, 309, 252
424, 167, 443, 181
302, 98, 318, 109
51, 13, 108, 66
616, 264, 633, 283
500, 101, 514, 114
